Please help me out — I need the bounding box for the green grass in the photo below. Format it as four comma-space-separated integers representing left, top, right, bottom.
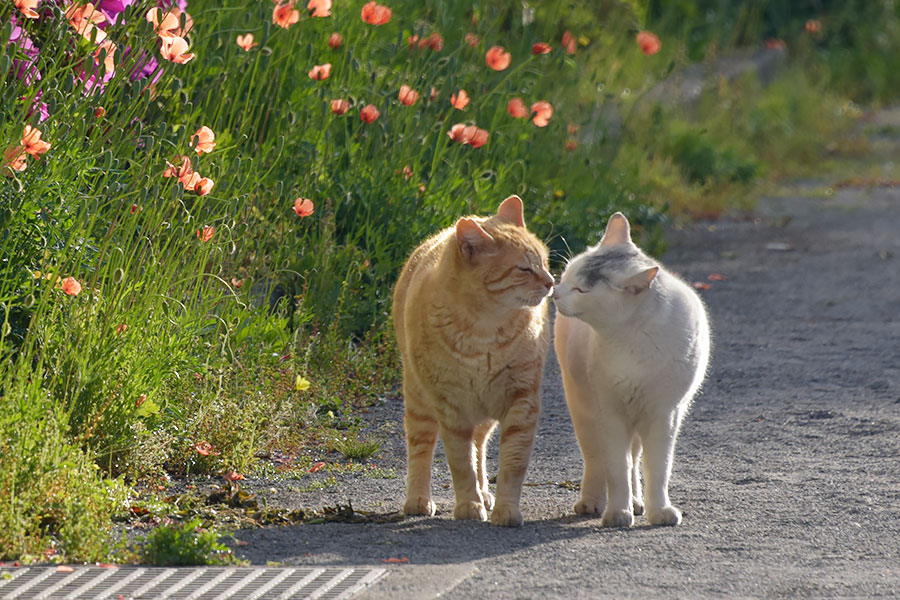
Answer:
0, 0, 890, 563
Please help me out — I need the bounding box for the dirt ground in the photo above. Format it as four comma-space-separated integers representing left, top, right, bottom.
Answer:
230, 115, 900, 599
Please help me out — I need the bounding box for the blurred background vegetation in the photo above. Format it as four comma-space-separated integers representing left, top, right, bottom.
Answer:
1, 0, 896, 562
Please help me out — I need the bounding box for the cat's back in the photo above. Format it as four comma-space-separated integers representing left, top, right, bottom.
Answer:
392, 226, 453, 349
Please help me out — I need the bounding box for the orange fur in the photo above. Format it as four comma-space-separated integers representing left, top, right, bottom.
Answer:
392, 196, 552, 526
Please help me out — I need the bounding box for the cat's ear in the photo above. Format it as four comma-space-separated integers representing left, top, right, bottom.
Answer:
496, 195, 525, 227
600, 212, 631, 247
456, 218, 494, 261
621, 266, 658, 294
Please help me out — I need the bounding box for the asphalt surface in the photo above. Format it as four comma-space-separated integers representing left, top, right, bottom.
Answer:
231, 115, 900, 599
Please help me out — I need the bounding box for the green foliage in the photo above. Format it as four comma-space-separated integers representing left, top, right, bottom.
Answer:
138, 518, 239, 566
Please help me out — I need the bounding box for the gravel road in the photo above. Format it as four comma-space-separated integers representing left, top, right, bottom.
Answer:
230, 116, 900, 598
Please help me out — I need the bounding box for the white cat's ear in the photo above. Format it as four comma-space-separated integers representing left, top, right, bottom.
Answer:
600, 212, 631, 247
456, 218, 494, 261
496, 195, 525, 227
622, 266, 658, 294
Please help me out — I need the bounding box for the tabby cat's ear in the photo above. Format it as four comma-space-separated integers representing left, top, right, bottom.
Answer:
622, 266, 658, 294
496, 195, 525, 227
456, 218, 494, 261
600, 212, 631, 247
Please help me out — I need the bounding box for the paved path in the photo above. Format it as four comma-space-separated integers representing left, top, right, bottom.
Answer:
231, 115, 900, 599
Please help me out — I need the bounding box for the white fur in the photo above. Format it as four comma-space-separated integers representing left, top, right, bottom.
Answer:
553, 213, 710, 527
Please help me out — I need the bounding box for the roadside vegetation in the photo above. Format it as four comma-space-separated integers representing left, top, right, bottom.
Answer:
1, 0, 896, 564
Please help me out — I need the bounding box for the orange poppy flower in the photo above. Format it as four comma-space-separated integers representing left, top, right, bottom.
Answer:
360, 104, 380, 123
398, 85, 419, 106
328, 32, 343, 49
765, 38, 786, 51
15, 0, 39, 19
294, 197, 314, 217
236, 33, 257, 51
561, 30, 576, 54
194, 177, 213, 195
61, 277, 82, 296
464, 33, 479, 47
67, 3, 106, 42
191, 126, 215, 154
402, 165, 413, 180
94, 107, 106, 118
21, 126, 51, 159
805, 19, 821, 34
507, 97, 528, 119
636, 31, 661, 56
532, 42, 551, 55
308, 63, 332, 80
116, 323, 128, 334
419, 32, 443, 51
450, 89, 469, 110
145, 7, 180, 39
93, 39, 117, 75
565, 139, 578, 152
224, 471, 245, 482
3, 146, 28, 174
331, 98, 349, 115
448, 123, 472, 144
468, 128, 489, 149
163, 155, 195, 186
160, 36, 194, 64
307, 0, 331, 17
407, 34, 419, 49
273, 2, 300, 28
531, 101, 553, 127
485, 45, 511, 70
197, 226, 215, 242
429, 87, 438, 101
567, 123, 580, 135
360, 1, 391, 25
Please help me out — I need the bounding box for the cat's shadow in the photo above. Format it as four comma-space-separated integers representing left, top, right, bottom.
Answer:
232, 513, 667, 566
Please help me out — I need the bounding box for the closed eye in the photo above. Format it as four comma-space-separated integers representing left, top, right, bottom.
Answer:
517, 266, 533, 273
572, 287, 587, 293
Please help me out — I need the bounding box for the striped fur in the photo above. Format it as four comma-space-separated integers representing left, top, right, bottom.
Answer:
392, 196, 552, 526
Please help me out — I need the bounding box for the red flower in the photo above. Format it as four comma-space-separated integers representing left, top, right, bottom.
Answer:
419, 32, 443, 51
331, 98, 349, 115
197, 225, 214, 242
194, 177, 214, 196
447, 124, 488, 148
328, 32, 342, 49
361, 1, 391, 25
194, 441, 221, 456
273, 2, 300, 28
398, 85, 419, 106
532, 42, 551, 55
561, 30, 576, 55
450, 89, 469, 110
294, 197, 314, 217
360, 104, 380, 123
636, 31, 661, 56
485, 45, 511, 70
308, 63, 332, 80
531, 101, 553, 127
507, 97, 528, 119
805, 19, 821, 34
464, 33, 479, 47
407, 35, 419, 49
61, 277, 82, 296
307, 0, 330, 18
468, 128, 489, 149
565, 139, 578, 152
224, 471, 245, 482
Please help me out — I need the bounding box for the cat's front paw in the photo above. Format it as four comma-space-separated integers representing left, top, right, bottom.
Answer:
403, 496, 436, 517
632, 498, 645, 516
490, 503, 523, 527
647, 505, 682, 526
600, 508, 634, 528
453, 501, 488, 522
574, 497, 603, 516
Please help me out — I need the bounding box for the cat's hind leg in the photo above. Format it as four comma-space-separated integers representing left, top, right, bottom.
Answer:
474, 420, 498, 511
402, 381, 439, 517
441, 421, 488, 522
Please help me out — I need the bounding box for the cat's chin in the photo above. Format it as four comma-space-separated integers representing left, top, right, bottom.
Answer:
552, 300, 581, 319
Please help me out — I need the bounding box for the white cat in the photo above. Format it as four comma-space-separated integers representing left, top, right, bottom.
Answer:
553, 212, 710, 527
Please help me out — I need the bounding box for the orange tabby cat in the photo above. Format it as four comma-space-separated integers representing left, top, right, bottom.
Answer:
392, 195, 553, 526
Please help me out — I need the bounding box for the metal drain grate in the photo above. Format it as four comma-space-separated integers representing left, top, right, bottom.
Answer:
0, 566, 385, 600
